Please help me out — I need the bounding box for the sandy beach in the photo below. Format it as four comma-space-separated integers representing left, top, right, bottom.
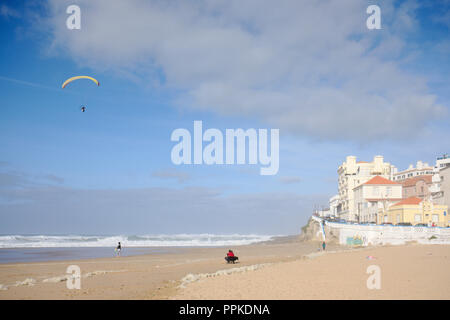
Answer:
0, 238, 448, 300
174, 243, 450, 300
0, 236, 325, 299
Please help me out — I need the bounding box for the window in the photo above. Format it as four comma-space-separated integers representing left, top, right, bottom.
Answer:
396, 214, 401, 223
373, 186, 379, 196
415, 214, 421, 222
386, 187, 392, 196
432, 214, 439, 223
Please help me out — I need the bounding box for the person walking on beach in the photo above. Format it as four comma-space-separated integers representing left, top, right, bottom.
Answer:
115, 242, 122, 257
322, 241, 326, 251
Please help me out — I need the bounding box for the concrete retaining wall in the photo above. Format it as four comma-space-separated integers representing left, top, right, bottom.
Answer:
311, 216, 450, 246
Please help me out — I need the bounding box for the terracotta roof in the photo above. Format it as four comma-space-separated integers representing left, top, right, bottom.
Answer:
401, 175, 433, 187
363, 175, 398, 185
357, 161, 369, 164
392, 197, 423, 207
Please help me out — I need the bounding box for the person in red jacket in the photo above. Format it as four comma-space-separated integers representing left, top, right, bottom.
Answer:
225, 250, 238, 264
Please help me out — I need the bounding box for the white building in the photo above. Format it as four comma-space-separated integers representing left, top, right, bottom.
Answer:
329, 195, 340, 218
430, 154, 450, 203
337, 155, 397, 221
392, 161, 434, 182
316, 208, 331, 218
353, 176, 402, 224
435, 154, 450, 171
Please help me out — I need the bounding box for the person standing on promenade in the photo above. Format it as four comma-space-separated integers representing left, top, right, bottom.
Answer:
322, 241, 326, 251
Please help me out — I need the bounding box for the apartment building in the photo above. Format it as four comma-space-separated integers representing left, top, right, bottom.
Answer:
431, 166, 450, 210
431, 154, 450, 203
435, 154, 450, 171
329, 195, 340, 218
401, 175, 433, 200
353, 176, 402, 223
337, 156, 397, 221
393, 161, 434, 182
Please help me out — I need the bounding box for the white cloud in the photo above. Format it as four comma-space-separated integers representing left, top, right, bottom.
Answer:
41, 0, 447, 141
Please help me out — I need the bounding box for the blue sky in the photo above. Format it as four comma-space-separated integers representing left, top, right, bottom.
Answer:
0, 0, 449, 235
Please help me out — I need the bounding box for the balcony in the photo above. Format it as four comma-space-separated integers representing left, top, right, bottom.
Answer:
429, 185, 440, 193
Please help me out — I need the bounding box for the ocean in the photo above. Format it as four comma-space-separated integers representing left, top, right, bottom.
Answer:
0, 234, 276, 264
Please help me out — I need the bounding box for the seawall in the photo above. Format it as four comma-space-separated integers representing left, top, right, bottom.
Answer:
302, 216, 450, 246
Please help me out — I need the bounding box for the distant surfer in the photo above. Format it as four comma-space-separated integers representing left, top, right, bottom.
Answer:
115, 242, 122, 257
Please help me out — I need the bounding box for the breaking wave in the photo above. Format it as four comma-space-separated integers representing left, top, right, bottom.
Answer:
0, 234, 275, 248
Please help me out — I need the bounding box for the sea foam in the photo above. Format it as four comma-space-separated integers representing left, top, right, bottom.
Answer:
0, 234, 275, 248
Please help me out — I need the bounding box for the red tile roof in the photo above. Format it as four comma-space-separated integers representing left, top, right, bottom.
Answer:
364, 175, 398, 185
392, 197, 423, 207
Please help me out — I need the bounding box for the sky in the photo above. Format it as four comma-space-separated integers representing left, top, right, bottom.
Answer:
0, 0, 449, 235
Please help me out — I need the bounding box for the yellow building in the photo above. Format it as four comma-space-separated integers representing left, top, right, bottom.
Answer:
383, 197, 449, 227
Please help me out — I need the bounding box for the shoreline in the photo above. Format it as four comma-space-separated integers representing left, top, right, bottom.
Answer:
0, 235, 294, 265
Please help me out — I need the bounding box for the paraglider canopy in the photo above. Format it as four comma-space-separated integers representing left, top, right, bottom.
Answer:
62, 76, 100, 89
62, 76, 99, 112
